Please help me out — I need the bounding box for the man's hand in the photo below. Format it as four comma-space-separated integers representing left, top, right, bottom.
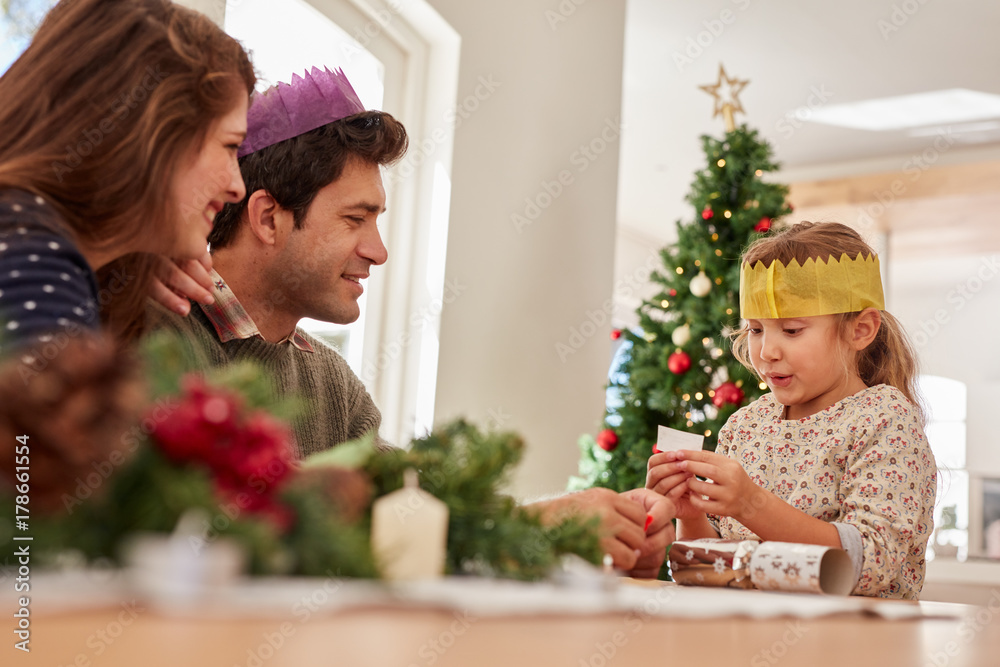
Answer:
528, 487, 676, 575
150, 252, 215, 315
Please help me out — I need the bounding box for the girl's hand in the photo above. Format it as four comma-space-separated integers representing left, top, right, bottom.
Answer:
672, 449, 759, 522
151, 252, 215, 315
647, 451, 703, 521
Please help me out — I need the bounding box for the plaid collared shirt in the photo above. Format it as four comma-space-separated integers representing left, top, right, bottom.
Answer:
199, 270, 314, 353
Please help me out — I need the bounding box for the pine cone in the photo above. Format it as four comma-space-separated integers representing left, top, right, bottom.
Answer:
0, 334, 146, 513
291, 466, 374, 524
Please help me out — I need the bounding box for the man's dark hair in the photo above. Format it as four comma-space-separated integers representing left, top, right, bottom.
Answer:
209, 110, 408, 249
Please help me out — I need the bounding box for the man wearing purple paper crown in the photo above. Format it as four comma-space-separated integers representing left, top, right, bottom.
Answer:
152, 67, 675, 576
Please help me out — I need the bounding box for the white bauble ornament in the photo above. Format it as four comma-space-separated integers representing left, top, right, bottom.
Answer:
671, 324, 691, 347
689, 271, 712, 298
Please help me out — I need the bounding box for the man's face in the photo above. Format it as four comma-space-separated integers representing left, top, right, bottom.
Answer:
273, 157, 388, 324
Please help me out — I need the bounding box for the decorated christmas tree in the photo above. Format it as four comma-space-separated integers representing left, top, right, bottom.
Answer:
573, 66, 792, 493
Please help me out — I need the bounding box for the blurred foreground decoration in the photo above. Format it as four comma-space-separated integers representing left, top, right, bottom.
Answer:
1, 332, 600, 583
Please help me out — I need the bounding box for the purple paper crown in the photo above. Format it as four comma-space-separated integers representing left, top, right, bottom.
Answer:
238, 66, 366, 157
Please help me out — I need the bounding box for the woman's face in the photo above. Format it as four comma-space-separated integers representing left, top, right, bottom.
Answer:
169, 96, 248, 259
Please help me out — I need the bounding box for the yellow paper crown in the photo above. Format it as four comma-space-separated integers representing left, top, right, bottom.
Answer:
739, 253, 884, 319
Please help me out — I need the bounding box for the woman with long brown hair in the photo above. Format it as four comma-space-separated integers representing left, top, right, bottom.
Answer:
0, 0, 255, 353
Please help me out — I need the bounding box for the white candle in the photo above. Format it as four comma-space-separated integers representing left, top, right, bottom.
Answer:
370, 469, 449, 580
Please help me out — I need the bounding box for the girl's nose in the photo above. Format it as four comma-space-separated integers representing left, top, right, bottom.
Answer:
759, 334, 781, 361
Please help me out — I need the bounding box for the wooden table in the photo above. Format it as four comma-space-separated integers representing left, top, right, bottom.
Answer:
7, 584, 999, 666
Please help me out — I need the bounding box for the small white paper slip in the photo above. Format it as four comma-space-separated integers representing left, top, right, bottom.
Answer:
655, 425, 705, 453
370, 469, 449, 581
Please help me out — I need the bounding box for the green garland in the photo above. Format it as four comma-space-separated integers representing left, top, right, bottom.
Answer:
3, 333, 601, 582
356, 420, 602, 580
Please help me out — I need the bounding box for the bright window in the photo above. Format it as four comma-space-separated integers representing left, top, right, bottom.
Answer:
920, 375, 968, 560
0, 0, 56, 73
224, 0, 386, 374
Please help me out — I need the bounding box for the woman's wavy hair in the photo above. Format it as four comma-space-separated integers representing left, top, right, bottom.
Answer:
0, 0, 255, 342
731, 221, 924, 422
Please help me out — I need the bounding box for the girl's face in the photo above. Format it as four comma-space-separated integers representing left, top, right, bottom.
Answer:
169, 96, 248, 259
746, 314, 865, 420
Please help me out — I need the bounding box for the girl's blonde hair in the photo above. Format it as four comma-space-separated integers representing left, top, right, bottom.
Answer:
731, 222, 924, 422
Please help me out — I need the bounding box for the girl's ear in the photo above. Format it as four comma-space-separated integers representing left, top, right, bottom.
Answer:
850, 308, 881, 351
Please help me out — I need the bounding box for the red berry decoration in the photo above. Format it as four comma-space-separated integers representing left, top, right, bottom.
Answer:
596, 428, 619, 452
668, 351, 691, 375
712, 381, 745, 408
754, 217, 771, 233
701, 206, 713, 220
610, 329, 622, 340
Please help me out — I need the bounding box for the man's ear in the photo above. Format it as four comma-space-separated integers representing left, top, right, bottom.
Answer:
850, 308, 882, 351
245, 190, 292, 247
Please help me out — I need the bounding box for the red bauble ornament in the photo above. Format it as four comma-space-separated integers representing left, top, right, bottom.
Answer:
669, 289, 677, 297
701, 207, 713, 220
754, 217, 771, 233
610, 329, 622, 340
712, 381, 745, 408
596, 428, 619, 452
668, 351, 691, 375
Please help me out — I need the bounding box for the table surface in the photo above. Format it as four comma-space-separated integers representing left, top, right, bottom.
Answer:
7, 583, 1000, 667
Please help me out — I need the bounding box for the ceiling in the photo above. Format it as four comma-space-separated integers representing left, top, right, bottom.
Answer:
618, 0, 1000, 246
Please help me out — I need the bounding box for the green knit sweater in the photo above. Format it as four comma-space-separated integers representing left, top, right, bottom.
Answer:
148, 302, 389, 458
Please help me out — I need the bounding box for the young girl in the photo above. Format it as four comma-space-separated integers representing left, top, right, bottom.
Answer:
647, 222, 937, 599
0, 0, 254, 351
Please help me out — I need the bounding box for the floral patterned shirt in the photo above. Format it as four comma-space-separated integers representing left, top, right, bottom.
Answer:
710, 384, 937, 599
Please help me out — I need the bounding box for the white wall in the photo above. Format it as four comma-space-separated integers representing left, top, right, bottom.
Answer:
175, 0, 224, 25
428, 0, 627, 498
890, 253, 1000, 474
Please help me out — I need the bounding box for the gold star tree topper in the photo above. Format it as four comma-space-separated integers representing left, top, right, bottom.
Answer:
699, 64, 749, 132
